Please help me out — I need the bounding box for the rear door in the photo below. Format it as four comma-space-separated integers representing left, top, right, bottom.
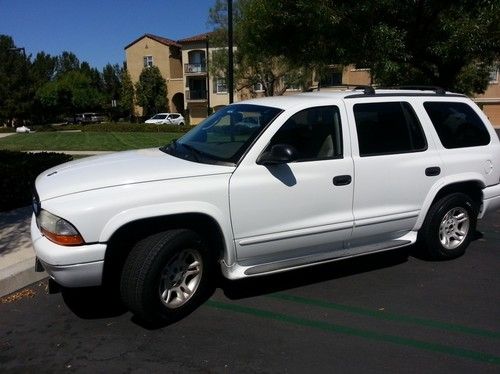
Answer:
346, 98, 442, 247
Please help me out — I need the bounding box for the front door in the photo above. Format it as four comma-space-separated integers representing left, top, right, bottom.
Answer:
229, 105, 354, 264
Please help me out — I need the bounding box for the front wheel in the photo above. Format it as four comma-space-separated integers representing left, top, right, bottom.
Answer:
419, 193, 478, 260
120, 229, 214, 324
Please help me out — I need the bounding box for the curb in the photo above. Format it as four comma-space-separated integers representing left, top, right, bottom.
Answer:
0, 258, 47, 297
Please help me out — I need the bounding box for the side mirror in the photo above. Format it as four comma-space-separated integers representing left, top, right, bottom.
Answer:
257, 144, 299, 165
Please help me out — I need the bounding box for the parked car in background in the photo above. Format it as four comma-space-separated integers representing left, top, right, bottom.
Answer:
15, 126, 31, 133
145, 113, 185, 126
67, 113, 106, 124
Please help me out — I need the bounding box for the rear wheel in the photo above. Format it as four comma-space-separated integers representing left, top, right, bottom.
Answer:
120, 229, 214, 324
419, 193, 477, 260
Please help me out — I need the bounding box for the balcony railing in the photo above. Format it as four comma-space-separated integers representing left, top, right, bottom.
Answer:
184, 63, 207, 74
186, 90, 207, 101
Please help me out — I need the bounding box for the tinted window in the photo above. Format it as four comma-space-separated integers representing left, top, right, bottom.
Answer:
354, 102, 427, 157
424, 102, 490, 148
266, 106, 343, 161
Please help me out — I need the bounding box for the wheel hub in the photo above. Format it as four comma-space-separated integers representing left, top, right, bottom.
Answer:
158, 248, 203, 309
439, 207, 470, 250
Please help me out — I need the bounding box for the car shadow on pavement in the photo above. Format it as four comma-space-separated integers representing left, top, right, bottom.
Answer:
220, 247, 410, 300
60, 285, 128, 319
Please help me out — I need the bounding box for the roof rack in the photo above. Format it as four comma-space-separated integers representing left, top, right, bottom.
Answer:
392, 86, 446, 95
354, 85, 375, 95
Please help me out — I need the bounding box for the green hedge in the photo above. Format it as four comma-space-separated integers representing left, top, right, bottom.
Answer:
18, 122, 192, 133
0, 151, 73, 212
78, 122, 191, 133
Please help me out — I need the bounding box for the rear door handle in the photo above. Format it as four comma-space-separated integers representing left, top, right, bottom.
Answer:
333, 175, 352, 186
425, 167, 441, 176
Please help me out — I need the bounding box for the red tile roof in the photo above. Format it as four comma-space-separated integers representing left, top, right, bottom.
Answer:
124, 33, 181, 50
177, 31, 216, 44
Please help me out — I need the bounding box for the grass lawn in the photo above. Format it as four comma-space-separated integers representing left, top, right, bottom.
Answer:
0, 132, 179, 152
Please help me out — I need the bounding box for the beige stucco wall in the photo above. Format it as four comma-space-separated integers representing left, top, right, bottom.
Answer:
342, 66, 372, 85
126, 36, 183, 116
474, 77, 500, 127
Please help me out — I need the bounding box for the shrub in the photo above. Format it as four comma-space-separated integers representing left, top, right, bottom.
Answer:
0, 151, 73, 212
0, 127, 15, 133
80, 122, 190, 133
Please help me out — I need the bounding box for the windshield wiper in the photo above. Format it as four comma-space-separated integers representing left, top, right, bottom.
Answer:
180, 143, 202, 162
159, 139, 177, 154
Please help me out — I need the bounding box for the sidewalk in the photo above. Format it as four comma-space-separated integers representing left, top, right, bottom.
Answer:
0, 207, 46, 297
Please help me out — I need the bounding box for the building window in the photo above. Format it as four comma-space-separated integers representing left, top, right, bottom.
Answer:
143, 56, 153, 68
216, 78, 227, 94
489, 68, 498, 84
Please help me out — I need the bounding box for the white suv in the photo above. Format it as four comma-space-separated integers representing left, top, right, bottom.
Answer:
31, 88, 500, 324
145, 113, 185, 126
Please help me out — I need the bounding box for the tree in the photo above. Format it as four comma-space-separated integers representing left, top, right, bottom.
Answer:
37, 70, 104, 115
0, 35, 33, 126
238, 0, 500, 95
135, 66, 168, 117
208, 0, 315, 97
120, 69, 135, 119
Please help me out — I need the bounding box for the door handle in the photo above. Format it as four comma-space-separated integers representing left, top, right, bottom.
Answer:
333, 175, 352, 186
425, 167, 441, 176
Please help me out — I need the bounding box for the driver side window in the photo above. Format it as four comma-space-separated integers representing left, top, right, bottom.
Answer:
266, 106, 343, 161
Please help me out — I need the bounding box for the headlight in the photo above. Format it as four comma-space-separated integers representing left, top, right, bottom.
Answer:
36, 210, 84, 246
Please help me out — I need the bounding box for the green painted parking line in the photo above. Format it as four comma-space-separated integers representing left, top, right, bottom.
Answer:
207, 300, 500, 365
269, 293, 500, 340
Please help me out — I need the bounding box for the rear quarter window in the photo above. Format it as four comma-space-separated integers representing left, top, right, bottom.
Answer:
423, 102, 490, 148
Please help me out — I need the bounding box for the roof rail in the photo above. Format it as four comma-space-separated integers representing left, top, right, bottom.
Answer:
394, 86, 446, 95
354, 85, 375, 95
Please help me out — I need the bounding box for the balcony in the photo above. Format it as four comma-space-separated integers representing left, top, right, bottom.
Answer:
184, 63, 207, 74
186, 90, 207, 102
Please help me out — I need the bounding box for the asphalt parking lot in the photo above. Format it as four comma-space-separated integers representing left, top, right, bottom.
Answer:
1, 206, 499, 373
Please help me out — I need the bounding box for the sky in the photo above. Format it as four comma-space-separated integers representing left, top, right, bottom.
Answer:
0, 0, 217, 69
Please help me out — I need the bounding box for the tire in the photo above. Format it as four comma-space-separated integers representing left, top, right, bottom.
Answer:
419, 193, 478, 260
179, 122, 184, 126
120, 229, 215, 324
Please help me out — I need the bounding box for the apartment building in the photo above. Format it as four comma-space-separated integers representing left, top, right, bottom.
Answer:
124, 34, 185, 116
474, 67, 500, 126
125, 32, 235, 124
125, 33, 499, 126
177, 32, 237, 125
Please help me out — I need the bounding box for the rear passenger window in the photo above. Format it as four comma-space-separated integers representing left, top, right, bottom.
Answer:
353, 102, 427, 157
423, 102, 490, 148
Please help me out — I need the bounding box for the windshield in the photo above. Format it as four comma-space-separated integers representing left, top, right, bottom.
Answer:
152, 114, 168, 119
164, 104, 282, 164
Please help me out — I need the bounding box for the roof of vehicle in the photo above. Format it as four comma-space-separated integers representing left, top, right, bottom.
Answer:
151, 113, 182, 116
239, 88, 467, 110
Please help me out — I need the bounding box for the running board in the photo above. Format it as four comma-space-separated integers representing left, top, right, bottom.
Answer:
244, 239, 412, 276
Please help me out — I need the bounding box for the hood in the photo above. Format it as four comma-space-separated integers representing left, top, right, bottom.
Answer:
36, 148, 235, 200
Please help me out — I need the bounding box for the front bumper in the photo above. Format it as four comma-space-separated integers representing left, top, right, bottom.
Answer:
31, 215, 106, 287
479, 183, 500, 218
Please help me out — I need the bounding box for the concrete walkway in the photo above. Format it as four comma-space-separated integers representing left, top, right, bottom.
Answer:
0, 207, 46, 297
